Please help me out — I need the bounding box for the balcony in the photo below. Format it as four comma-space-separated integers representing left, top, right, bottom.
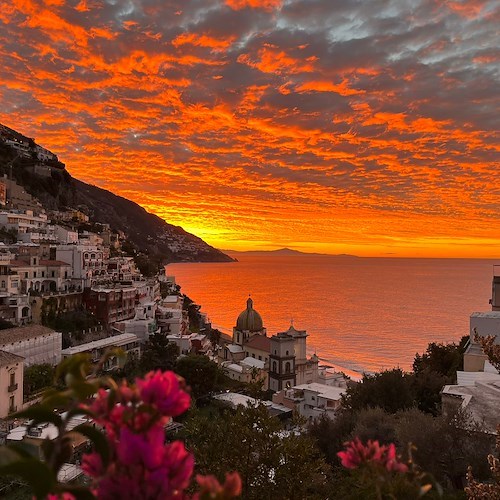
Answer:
8, 383, 18, 392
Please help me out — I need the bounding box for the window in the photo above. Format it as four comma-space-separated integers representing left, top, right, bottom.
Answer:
272, 361, 277, 373
258, 355, 262, 360
285, 361, 291, 373
1, 280, 5, 288
25, 272, 28, 278
51, 271, 55, 277
286, 350, 289, 356
41, 271, 45, 277
33, 272, 37, 278
10, 372, 15, 386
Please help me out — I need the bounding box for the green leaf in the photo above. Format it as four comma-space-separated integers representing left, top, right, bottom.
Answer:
56, 354, 91, 382
14, 406, 62, 427
72, 423, 110, 467
68, 380, 99, 400
0, 458, 56, 498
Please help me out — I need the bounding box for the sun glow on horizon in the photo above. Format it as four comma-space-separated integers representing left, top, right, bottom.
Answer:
0, 0, 499, 257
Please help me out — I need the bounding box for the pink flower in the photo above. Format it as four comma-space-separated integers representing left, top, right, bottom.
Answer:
162, 441, 195, 491
195, 472, 242, 498
338, 438, 408, 473
46, 494, 76, 500
81, 451, 104, 478
385, 443, 409, 473
116, 425, 166, 469
137, 371, 190, 417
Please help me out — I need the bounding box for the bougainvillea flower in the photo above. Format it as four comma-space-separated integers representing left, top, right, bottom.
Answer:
137, 370, 190, 417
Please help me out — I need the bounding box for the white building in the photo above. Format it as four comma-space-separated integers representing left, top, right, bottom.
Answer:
0, 350, 24, 417
54, 225, 79, 244
114, 303, 158, 342
464, 267, 500, 371
0, 325, 62, 366
273, 382, 346, 421
61, 333, 140, 370
56, 244, 107, 287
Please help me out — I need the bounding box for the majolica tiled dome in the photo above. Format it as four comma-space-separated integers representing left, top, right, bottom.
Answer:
236, 297, 263, 332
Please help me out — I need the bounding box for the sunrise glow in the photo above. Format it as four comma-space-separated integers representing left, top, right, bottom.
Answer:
0, 0, 498, 257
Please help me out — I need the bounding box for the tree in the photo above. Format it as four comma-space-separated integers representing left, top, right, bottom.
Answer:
183, 403, 331, 499
174, 354, 221, 400
135, 333, 179, 376
342, 369, 416, 414
23, 363, 55, 398
413, 336, 468, 378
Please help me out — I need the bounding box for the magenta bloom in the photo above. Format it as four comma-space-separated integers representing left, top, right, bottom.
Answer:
338, 438, 408, 473
137, 370, 190, 417
116, 425, 165, 469
80, 370, 239, 499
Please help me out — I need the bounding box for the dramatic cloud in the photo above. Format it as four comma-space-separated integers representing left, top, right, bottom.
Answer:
0, 0, 499, 256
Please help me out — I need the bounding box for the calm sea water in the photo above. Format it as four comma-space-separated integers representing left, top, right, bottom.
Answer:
167, 255, 498, 375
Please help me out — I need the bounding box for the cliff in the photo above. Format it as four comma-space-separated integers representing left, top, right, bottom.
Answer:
0, 124, 233, 264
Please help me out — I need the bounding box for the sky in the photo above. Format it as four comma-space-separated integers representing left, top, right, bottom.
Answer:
0, 0, 499, 257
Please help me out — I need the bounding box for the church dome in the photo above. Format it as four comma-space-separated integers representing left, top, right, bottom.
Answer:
236, 297, 263, 332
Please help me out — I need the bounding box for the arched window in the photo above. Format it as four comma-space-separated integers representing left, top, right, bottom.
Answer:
285, 361, 291, 373
286, 350, 289, 356
272, 361, 277, 373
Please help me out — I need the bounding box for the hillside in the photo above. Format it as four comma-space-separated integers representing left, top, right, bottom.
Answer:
0, 125, 233, 264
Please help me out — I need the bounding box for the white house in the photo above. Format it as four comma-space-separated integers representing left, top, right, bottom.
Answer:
272, 382, 346, 421
61, 333, 140, 370
0, 325, 62, 366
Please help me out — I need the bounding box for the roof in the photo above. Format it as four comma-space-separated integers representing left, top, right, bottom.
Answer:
245, 335, 270, 352
0, 350, 24, 367
241, 357, 265, 369
470, 311, 500, 319
0, 325, 59, 344
236, 297, 263, 332
227, 344, 244, 354
457, 370, 500, 386
61, 333, 138, 355
293, 383, 346, 401
442, 380, 500, 434
278, 324, 307, 337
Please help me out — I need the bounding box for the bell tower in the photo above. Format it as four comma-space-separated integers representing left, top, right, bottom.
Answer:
268, 331, 296, 392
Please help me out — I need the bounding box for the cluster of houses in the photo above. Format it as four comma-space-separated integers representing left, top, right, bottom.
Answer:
0, 175, 213, 420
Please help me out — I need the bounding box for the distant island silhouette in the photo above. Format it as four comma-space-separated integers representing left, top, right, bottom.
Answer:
221, 247, 359, 258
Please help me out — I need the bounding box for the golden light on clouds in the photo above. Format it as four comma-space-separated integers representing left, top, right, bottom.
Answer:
0, 0, 499, 257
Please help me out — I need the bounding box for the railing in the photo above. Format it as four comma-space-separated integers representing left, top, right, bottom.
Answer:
8, 383, 18, 392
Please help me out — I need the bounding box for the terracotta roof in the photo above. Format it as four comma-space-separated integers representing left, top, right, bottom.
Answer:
0, 350, 25, 367
245, 335, 271, 352
0, 325, 59, 344
7, 260, 29, 267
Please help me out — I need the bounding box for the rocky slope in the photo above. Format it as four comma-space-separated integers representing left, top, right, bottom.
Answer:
0, 124, 233, 264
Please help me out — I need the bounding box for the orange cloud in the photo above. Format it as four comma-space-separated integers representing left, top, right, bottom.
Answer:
225, 0, 282, 11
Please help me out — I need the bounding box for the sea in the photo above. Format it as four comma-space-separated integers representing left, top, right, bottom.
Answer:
167, 255, 498, 376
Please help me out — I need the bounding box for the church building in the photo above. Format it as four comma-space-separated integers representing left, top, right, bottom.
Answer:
220, 297, 319, 391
